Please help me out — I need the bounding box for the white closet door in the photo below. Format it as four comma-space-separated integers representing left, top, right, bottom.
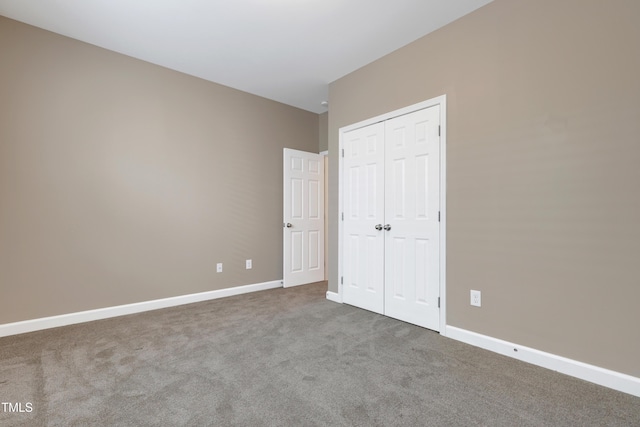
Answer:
384, 106, 441, 330
342, 122, 385, 314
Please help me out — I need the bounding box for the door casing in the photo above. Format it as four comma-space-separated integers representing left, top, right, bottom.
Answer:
337, 95, 447, 335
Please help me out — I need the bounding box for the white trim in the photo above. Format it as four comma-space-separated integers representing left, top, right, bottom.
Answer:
337, 95, 447, 333
338, 97, 446, 134
437, 96, 447, 336
0, 280, 282, 338
446, 326, 640, 398
326, 291, 342, 304
338, 121, 345, 308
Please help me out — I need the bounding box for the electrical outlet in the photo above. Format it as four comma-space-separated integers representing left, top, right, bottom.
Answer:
246, 259, 252, 269
470, 290, 481, 307
216, 263, 223, 273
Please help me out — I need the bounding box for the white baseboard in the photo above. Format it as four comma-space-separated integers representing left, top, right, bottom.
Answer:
0, 280, 283, 338
326, 291, 342, 303
445, 325, 640, 398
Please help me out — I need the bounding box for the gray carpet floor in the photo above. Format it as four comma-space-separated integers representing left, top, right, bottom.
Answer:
1, 281, 638, 426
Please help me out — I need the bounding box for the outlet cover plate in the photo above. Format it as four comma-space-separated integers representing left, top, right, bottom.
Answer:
246, 259, 252, 269
470, 290, 481, 307
217, 263, 223, 273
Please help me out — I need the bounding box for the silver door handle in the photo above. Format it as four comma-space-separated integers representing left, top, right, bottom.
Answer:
384, 224, 391, 231
375, 224, 383, 230
285, 223, 292, 228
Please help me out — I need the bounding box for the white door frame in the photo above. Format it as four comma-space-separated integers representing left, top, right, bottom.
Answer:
337, 95, 448, 335
320, 151, 329, 281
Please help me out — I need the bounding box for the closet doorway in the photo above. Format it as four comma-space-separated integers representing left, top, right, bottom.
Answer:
338, 96, 446, 331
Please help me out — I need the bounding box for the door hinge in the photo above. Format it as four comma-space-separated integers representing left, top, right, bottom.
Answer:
438, 211, 441, 222
438, 125, 441, 137
438, 297, 441, 308
341, 212, 344, 221
342, 149, 345, 158
341, 276, 343, 285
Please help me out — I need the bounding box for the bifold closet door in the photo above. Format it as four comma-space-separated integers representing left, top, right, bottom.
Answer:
342, 105, 441, 331
342, 122, 385, 314
383, 107, 440, 330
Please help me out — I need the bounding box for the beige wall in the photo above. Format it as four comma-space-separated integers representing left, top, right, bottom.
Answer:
328, 0, 640, 377
0, 17, 319, 324
319, 112, 329, 278
318, 112, 328, 152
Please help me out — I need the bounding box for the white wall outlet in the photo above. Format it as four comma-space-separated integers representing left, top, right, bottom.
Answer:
216, 263, 223, 273
470, 290, 481, 307
246, 259, 252, 269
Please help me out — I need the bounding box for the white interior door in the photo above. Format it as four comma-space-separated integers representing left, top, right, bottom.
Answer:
283, 149, 325, 287
342, 123, 385, 314
340, 104, 442, 331
383, 107, 441, 330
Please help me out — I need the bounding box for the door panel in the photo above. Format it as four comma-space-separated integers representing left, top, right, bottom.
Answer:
342, 122, 385, 314
390, 236, 407, 298
308, 231, 319, 269
283, 149, 324, 287
291, 231, 303, 272
384, 106, 440, 330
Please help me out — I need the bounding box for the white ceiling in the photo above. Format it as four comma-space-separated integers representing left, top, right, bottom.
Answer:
0, 0, 493, 113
